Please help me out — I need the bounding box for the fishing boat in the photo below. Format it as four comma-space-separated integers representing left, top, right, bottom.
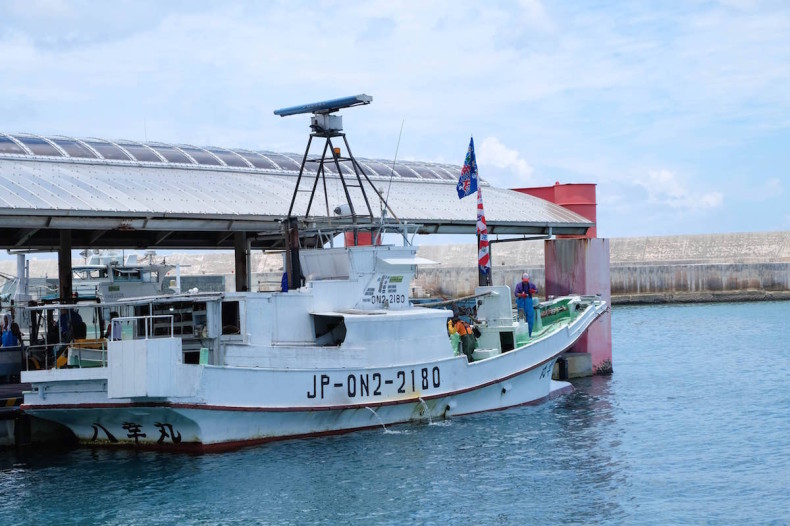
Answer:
19, 95, 606, 450
20, 246, 605, 450
69, 250, 177, 302
0, 251, 176, 382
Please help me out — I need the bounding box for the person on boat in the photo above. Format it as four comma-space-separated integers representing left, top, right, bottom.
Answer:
59, 309, 84, 341
515, 272, 538, 337
453, 317, 476, 362
46, 316, 59, 346
106, 312, 122, 341
73, 311, 87, 340
58, 309, 72, 342
1, 322, 22, 347
281, 272, 288, 292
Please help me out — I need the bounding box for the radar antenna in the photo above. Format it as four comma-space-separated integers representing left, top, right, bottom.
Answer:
274, 94, 399, 236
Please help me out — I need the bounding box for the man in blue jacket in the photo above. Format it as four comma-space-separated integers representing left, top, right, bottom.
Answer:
514, 273, 538, 336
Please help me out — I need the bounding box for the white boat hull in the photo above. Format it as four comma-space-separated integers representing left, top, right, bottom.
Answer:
22, 299, 602, 451
23, 358, 569, 451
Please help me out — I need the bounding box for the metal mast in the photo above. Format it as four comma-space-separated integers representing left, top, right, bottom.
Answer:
274, 94, 400, 289
274, 94, 399, 242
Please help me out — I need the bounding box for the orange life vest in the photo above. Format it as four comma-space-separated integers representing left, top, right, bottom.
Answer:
454, 320, 471, 336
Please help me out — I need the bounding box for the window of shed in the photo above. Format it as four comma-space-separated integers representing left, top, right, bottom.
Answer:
0, 136, 26, 155
16, 136, 61, 157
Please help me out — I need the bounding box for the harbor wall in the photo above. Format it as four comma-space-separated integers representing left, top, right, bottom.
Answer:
413, 262, 790, 304
2, 231, 788, 304
414, 231, 790, 304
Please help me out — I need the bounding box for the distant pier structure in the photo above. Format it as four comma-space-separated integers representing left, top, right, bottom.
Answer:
0, 132, 588, 294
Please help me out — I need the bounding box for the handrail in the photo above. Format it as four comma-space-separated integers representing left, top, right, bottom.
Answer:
23, 315, 179, 371
114, 314, 174, 341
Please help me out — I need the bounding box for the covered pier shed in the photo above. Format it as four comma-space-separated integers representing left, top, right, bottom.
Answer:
0, 132, 593, 296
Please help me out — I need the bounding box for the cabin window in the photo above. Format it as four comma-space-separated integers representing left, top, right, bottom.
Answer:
313, 315, 346, 346
221, 301, 241, 335
113, 268, 141, 280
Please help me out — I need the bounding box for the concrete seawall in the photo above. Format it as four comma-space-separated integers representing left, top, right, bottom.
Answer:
414, 231, 790, 304
3, 231, 788, 304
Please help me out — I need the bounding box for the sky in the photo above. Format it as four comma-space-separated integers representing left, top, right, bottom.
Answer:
1, 0, 788, 243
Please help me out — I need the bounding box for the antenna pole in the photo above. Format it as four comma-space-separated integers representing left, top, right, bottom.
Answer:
275, 94, 401, 244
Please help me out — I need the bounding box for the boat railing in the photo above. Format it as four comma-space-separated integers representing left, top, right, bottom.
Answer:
114, 314, 175, 341
24, 315, 178, 370
24, 339, 109, 371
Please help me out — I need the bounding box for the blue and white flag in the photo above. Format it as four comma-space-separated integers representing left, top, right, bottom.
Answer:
457, 137, 478, 199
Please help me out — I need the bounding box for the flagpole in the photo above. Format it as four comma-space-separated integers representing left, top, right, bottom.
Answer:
458, 136, 491, 287
477, 187, 491, 287
477, 232, 486, 286
478, 232, 491, 286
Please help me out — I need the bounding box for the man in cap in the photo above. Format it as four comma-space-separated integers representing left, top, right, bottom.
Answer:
514, 272, 539, 336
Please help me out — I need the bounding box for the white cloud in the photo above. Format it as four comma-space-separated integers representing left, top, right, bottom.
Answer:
758, 177, 783, 198
8, 0, 72, 18
476, 137, 534, 188
635, 169, 723, 210
734, 176, 784, 202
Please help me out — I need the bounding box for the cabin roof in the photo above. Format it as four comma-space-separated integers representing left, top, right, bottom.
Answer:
0, 133, 593, 250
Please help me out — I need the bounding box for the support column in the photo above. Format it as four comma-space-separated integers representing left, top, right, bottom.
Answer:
14, 254, 32, 329
284, 217, 302, 291
234, 232, 250, 292
544, 238, 612, 374
58, 230, 73, 303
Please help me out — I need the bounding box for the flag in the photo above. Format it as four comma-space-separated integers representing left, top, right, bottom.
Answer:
457, 137, 478, 199
477, 188, 490, 274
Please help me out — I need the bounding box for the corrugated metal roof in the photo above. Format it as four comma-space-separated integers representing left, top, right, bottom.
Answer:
0, 132, 462, 181
0, 134, 593, 250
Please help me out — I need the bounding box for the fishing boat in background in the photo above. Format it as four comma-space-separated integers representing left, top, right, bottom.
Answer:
69, 250, 177, 302
1, 250, 177, 305
19, 95, 606, 450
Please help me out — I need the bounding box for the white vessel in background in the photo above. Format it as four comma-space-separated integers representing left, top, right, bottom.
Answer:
71, 250, 177, 301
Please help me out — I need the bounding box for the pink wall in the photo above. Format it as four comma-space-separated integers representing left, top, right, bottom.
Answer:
544, 238, 613, 373
512, 183, 598, 238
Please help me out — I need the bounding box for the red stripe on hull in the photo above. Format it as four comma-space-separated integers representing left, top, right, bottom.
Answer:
22, 351, 564, 413
66, 383, 574, 454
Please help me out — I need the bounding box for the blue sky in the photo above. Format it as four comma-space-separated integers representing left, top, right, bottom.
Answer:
1, 0, 788, 240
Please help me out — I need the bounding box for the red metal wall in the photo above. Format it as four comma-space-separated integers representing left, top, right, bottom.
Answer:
344, 231, 382, 246
512, 183, 597, 238
513, 183, 612, 373
544, 238, 612, 373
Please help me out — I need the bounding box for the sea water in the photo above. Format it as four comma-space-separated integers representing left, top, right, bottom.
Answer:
1, 301, 788, 525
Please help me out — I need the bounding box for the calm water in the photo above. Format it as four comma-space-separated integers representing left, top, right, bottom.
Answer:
1, 302, 789, 525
